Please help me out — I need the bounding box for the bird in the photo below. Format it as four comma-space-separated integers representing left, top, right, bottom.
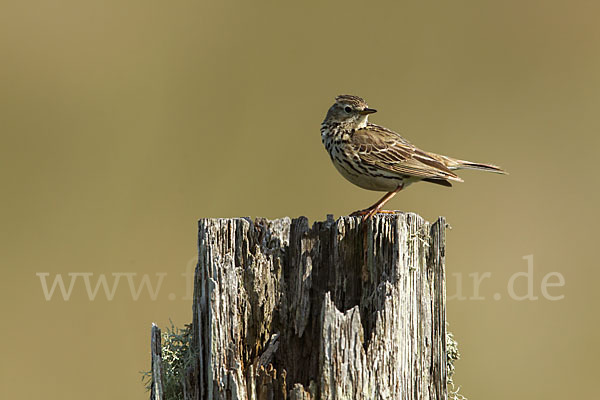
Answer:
321, 95, 506, 219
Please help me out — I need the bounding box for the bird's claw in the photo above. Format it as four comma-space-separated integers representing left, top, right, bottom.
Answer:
350, 208, 399, 221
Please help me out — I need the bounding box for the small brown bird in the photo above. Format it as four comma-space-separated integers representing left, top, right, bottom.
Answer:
321, 95, 506, 219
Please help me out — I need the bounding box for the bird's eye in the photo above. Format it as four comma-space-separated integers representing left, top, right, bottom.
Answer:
344, 106, 352, 113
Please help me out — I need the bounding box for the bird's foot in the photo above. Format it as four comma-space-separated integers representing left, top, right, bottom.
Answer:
350, 208, 400, 221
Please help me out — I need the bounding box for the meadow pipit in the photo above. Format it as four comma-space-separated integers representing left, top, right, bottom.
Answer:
321, 95, 506, 219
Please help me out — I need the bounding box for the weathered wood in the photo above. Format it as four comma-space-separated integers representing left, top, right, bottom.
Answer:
179, 213, 447, 399
151, 323, 165, 400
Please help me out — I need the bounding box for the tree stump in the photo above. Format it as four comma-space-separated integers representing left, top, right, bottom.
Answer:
157, 213, 448, 399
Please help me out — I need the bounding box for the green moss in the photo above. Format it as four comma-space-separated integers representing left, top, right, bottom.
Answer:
141, 321, 195, 400
447, 329, 467, 400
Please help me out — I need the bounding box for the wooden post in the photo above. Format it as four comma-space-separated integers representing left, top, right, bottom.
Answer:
155, 213, 448, 399
150, 323, 165, 400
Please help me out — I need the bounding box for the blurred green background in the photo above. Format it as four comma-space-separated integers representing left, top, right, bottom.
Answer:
1, 0, 599, 398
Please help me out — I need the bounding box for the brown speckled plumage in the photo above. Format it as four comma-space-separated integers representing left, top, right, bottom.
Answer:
320, 95, 506, 218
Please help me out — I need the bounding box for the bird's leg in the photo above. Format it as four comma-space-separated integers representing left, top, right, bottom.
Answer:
363, 186, 402, 219
351, 184, 404, 220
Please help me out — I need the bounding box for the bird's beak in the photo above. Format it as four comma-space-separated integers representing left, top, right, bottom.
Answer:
359, 108, 377, 115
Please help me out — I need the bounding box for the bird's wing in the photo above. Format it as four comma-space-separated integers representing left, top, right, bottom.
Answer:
350, 124, 463, 182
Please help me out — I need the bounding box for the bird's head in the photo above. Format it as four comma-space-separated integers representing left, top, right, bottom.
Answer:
323, 94, 377, 130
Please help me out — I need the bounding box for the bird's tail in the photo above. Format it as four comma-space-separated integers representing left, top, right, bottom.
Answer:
430, 153, 507, 175
452, 159, 507, 174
